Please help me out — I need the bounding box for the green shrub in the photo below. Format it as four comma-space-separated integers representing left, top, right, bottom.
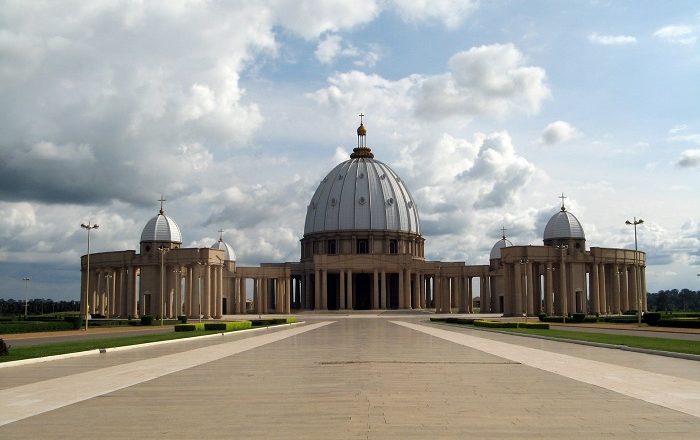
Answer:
518, 322, 549, 329
174, 324, 197, 332
64, 315, 83, 329
0, 321, 75, 334
538, 313, 547, 322
572, 313, 586, 323
429, 317, 446, 322
177, 315, 188, 324
656, 318, 700, 328
286, 317, 297, 324
203, 321, 252, 331
474, 320, 518, 329
643, 312, 662, 326
604, 315, 639, 323
140, 315, 154, 326
0, 338, 10, 355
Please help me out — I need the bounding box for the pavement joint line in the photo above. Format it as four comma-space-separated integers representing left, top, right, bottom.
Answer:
0, 320, 334, 427
0, 321, 305, 369
429, 321, 700, 361
392, 320, 700, 419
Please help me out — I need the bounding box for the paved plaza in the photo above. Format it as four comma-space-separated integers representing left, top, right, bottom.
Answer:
1, 316, 699, 439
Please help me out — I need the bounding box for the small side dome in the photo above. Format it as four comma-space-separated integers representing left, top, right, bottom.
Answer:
211, 232, 236, 261
140, 213, 182, 243
543, 207, 585, 241
490, 237, 513, 260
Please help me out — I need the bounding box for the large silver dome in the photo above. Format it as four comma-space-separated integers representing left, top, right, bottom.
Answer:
140, 212, 183, 243
490, 237, 513, 260
304, 158, 420, 235
543, 208, 585, 241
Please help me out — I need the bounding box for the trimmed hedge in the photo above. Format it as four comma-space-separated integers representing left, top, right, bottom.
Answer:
540, 315, 598, 323
203, 321, 252, 331
474, 320, 518, 329
177, 315, 188, 324
445, 317, 476, 325
474, 320, 549, 329
140, 315, 154, 326
251, 317, 296, 326
642, 312, 662, 325
656, 318, 700, 328
174, 323, 205, 332
0, 321, 76, 334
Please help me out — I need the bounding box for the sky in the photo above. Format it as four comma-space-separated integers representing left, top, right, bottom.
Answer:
1, 0, 699, 301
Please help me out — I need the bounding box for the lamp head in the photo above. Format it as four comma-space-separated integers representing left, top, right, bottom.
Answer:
638, 219, 644, 224
625, 220, 632, 225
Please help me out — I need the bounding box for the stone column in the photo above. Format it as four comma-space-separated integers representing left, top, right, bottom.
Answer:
412, 273, 420, 309
372, 270, 379, 309
630, 264, 639, 312
590, 263, 600, 315
305, 273, 312, 310
321, 269, 328, 310
217, 265, 223, 318
314, 269, 321, 311
612, 264, 621, 314
398, 271, 405, 309
405, 269, 412, 309
202, 265, 210, 318
127, 267, 137, 317
434, 276, 442, 312
239, 278, 247, 314
419, 275, 426, 309
526, 263, 535, 316
339, 271, 346, 310
285, 277, 291, 314
380, 271, 387, 309
620, 266, 629, 312
347, 270, 353, 310
598, 263, 607, 314
544, 264, 553, 315
559, 261, 568, 316
513, 263, 523, 316
253, 277, 260, 314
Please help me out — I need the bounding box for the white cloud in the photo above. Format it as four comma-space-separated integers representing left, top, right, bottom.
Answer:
540, 121, 579, 145
417, 44, 550, 119
676, 149, 700, 168
588, 33, 637, 45
390, 0, 479, 29
310, 43, 549, 123
314, 34, 378, 66
653, 24, 697, 45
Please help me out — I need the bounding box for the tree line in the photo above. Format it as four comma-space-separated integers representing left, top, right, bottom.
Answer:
647, 289, 700, 312
0, 298, 80, 316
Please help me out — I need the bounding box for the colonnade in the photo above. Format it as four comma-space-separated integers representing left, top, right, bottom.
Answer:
81, 263, 226, 319
293, 269, 489, 312
495, 260, 646, 317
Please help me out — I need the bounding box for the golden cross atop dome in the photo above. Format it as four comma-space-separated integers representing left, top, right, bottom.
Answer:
158, 195, 167, 215
218, 229, 224, 242
501, 226, 507, 240
559, 193, 567, 211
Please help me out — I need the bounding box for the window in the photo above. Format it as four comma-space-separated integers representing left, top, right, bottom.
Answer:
357, 239, 369, 254
389, 239, 398, 254
327, 240, 337, 255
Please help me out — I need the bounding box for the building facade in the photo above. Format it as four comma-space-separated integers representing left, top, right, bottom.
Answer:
80, 121, 645, 318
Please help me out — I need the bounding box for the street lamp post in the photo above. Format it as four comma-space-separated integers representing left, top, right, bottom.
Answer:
22, 277, 30, 319
625, 217, 644, 327
158, 246, 171, 326
80, 222, 99, 331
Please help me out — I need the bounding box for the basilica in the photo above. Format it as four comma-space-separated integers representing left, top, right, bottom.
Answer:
80, 120, 646, 318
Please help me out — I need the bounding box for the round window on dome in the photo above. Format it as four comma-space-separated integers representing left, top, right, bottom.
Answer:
338, 174, 343, 180
407, 201, 413, 208
380, 174, 386, 180
331, 198, 337, 207
358, 172, 365, 178
358, 197, 366, 205
387, 197, 394, 206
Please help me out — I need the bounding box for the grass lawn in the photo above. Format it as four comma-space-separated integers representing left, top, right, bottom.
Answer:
1, 329, 237, 363
494, 327, 700, 356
